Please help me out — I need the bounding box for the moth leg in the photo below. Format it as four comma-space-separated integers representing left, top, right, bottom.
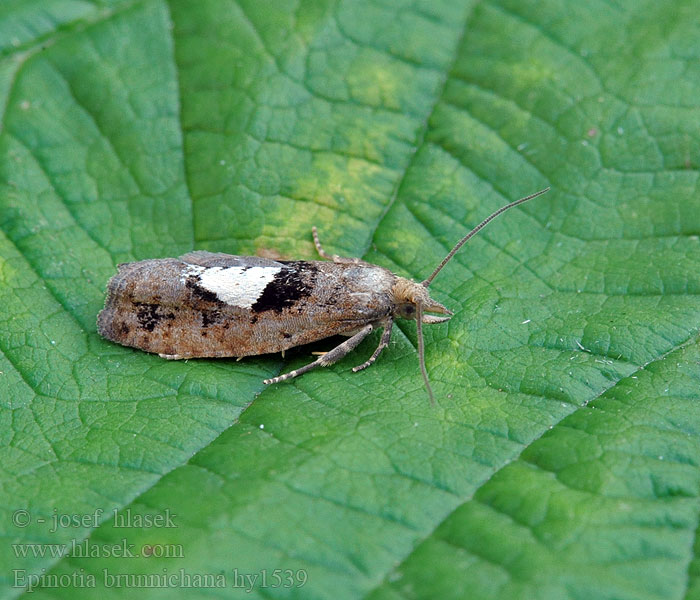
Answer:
312, 226, 363, 265
264, 324, 374, 385
352, 320, 393, 373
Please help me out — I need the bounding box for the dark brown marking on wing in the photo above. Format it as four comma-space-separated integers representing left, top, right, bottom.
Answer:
201, 309, 223, 327
134, 302, 175, 332
251, 262, 317, 314
185, 274, 223, 304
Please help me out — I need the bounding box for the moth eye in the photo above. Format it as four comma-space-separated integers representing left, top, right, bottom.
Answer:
399, 303, 416, 319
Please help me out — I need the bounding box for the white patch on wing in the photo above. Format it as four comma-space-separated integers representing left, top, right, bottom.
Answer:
181, 264, 205, 279
187, 265, 281, 308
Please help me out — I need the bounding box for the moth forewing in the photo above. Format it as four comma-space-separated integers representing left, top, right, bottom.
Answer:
97, 187, 549, 403
98, 257, 396, 360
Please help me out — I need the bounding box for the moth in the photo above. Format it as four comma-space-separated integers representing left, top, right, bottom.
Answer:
98, 188, 549, 402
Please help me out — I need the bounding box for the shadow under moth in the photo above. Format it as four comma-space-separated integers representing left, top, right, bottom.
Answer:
98, 188, 549, 403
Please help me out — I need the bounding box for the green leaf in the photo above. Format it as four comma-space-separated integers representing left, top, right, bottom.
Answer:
1, 1, 699, 599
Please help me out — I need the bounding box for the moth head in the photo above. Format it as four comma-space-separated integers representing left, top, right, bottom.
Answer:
392, 278, 452, 323
395, 187, 550, 405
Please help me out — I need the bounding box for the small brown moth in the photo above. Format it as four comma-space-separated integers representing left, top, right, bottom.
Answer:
98, 188, 549, 402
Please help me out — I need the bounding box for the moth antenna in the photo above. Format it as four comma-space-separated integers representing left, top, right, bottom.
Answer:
421, 187, 550, 287
415, 302, 435, 406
